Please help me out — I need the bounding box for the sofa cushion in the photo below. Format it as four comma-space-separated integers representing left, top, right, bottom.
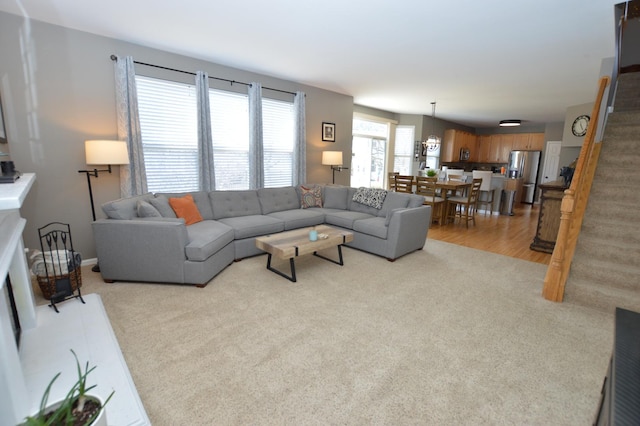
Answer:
352, 187, 387, 209
218, 215, 284, 239
136, 200, 162, 218
156, 191, 214, 220
323, 186, 349, 210
353, 217, 388, 239
169, 194, 203, 225
149, 195, 177, 218
257, 187, 300, 215
102, 193, 154, 220
378, 191, 411, 218
299, 185, 323, 209
267, 209, 325, 230
185, 220, 235, 262
325, 211, 376, 229
210, 190, 262, 219
407, 194, 426, 208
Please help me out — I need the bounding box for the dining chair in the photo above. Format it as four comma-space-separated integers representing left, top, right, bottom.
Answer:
394, 175, 414, 193
446, 178, 482, 228
388, 172, 399, 191
446, 169, 465, 180
415, 176, 445, 226
472, 170, 495, 215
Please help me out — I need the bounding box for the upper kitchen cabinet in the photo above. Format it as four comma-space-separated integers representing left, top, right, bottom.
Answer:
486, 134, 512, 162
442, 129, 477, 162
477, 135, 492, 162
512, 133, 545, 150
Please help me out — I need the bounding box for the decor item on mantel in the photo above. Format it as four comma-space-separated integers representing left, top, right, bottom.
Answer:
422, 102, 441, 152
322, 122, 335, 142
22, 349, 114, 426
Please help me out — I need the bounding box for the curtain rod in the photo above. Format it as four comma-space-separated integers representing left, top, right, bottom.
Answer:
110, 55, 297, 96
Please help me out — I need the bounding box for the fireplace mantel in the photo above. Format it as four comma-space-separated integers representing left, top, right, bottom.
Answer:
0, 173, 37, 423
0, 173, 149, 424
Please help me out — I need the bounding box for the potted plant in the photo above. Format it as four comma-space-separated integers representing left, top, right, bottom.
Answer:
22, 350, 114, 426
426, 169, 438, 177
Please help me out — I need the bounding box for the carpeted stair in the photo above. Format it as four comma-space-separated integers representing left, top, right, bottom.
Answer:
565, 71, 640, 313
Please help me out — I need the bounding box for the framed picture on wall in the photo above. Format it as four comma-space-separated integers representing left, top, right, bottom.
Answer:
322, 122, 335, 142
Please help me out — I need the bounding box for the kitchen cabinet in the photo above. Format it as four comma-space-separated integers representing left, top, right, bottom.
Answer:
486, 134, 512, 162
442, 129, 477, 162
512, 133, 545, 150
477, 135, 492, 162
530, 180, 566, 253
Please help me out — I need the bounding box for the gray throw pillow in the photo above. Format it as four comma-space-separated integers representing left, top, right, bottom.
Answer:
136, 200, 162, 218
149, 195, 177, 218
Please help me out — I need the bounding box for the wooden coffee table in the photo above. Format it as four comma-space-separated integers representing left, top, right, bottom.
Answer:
255, 224, 354, 282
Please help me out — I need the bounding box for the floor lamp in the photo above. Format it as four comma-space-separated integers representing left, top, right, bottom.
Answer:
78, 140, 130, 272
322, 151, 348, 184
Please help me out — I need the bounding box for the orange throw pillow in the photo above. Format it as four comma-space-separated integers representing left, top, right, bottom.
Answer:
168, 194, 203, 225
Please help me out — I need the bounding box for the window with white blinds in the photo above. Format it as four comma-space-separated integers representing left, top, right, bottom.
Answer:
394, 125, 415, 175
209, 89, 250, 190
136, 76, 199, 193
135, 76, 296, 192
263, 98, 294, 188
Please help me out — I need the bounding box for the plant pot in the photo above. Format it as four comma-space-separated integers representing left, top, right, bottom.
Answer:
22, 394, 107, 426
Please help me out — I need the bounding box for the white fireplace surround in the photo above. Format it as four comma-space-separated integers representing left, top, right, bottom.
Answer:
0, 174, 149, 425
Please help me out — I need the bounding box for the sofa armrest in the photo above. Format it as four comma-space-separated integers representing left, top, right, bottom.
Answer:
92, 218, 190, 283
385, 205, 431, 259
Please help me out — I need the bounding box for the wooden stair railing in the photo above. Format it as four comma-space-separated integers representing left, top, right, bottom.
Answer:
542, 76, 610, 302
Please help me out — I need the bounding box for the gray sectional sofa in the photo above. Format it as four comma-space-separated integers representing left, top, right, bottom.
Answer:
92, 185, 431, 286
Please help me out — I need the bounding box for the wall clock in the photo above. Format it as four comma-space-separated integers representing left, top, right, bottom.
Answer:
571, 114, 590, 137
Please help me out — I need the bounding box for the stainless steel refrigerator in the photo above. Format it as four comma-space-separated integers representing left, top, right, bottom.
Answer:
507, 150, 541, 204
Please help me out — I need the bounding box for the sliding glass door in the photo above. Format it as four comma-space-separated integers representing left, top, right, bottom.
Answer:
351, 136, 386, 188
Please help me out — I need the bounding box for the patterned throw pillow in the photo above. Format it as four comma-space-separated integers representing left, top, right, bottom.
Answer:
300, 185, 323, 209
352, 187, 387, 209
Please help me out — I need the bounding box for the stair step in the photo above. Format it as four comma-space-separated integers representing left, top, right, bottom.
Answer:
580, 218, 640, 245
575, 234, 640, 265
585, 198, 638, 223
588, 182, 640, 204
564, 279, 640, 314
569, 255, 640, 293
593, 165, 640, 181
606, 110, 640, 125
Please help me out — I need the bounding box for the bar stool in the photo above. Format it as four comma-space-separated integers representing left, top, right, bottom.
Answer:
472, 170, 495, 215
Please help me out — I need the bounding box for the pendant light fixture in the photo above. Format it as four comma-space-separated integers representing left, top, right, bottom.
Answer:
422, 101, 441, 152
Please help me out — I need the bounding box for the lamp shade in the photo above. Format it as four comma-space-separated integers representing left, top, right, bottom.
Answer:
322, 151, 343, 166
85, 140, 130, 165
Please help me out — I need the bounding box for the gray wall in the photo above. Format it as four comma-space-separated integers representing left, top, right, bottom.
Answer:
0, 11, 353, 259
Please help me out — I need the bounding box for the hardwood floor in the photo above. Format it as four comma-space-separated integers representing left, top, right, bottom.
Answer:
427, 203, 552, 264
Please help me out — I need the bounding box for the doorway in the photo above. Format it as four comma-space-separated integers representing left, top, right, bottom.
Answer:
541, 141, 562, 183
351, 136, 386, 188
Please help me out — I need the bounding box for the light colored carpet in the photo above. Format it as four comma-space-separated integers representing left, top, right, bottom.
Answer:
36, 239, 614, 425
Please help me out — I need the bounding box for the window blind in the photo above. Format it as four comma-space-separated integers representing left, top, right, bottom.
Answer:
136, 76, 198, 193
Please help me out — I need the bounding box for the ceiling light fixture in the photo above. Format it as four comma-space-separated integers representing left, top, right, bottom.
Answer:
422, 101, 441, 152
499, 119, 521, 127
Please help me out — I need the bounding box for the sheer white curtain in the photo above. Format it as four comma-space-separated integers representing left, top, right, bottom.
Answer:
196, 71, 215, 191
114, 55, 147, 196
293, 91, 306, 185
248, 83, 263, 189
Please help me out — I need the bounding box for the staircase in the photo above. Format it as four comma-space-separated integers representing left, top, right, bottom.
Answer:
564, 72, 640, 313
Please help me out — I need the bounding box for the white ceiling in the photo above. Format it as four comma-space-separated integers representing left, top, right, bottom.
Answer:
0, 0, 621, 128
